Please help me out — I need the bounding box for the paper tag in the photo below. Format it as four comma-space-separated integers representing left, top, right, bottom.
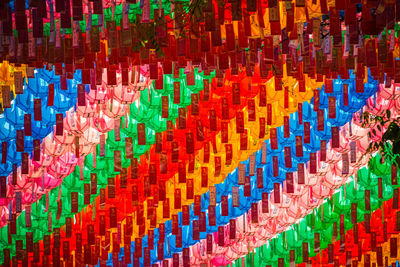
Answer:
298, 103, 303, 125
209, 186, 217, 207
16, 130, 24, 152
274, 183, 280, 203
259, 117, 266, 138
317, 109, 324, 131
191, 94, 199, 115
34, 98, 42, 121
328, 96, 336, 118
304, 122, 311, 143
273, 156, 279, 177
108, 178, 115, 199
286, 173, 294, 193
14, 72, 24, 94
267, 104, 272, 125
161, 96, 169, 118
238, 164, 246, 185
70, 191, 79, 214
206, 234, 213, 254
244, 176, 251, 197
295, 136, 303, 157
182, 205, 190, 226
298, 163, 305, 184
331, 127, 339, 148
200, 212, 207, 232
1, 86, 10, 109
228, 219, 236, 240
342, 84, 349, 106
186, 179, 194, 199
236, 111, 244, 133
232, 83, 241, 105
232, 186, 239, 207
309, 153, 317, 174
221, 195, 229, 216
208, 206, 216, 226
256, 168, 264, 189
194, 195, 202, 216
284, 147, 292, 168
270, 128, 278, 149
201, 167, 208, 188
342, 153, 349, 175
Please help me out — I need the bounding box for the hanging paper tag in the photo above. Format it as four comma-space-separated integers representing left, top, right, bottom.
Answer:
208, 206, 216, 226
201, 167, 208, 188
284, 147, 292, 168
238, 164, 246, 185
173, 82, 181, 104
100, 134, 105, 157
161, 96, 169, 118
304, 122, 311, 143
1, 143, 6, 164
270, 128, 278, 149
256, 168, 264, 189
71, 192, 78, 213
34, 98, 42, 121
317, 110, 324, 132
273, 156, 279, 177
244, 176, 251, 197
342, 153, 349, 175
286, 173, 294, 193
200, 212, 207, 232
221, 196, 229, 216
21, 153, 29, 174
16, 130, 24, 152
182, 205, 190, 225
25, 206, 31, 228
1, 86, 10, 109
248, 154, 256, 176
331, 127, 339, 148
298, 163, 305, 184
14, 72, 24, 94
298, 103, 303, 125
194, 195, 201, 216
186, 179, 194, 199
248, 99, 256, 121
328, 97, 336, 118
108, 178, 115, 199
191, 94, 199, 115
309, 153, 317, 174
274, 183, 280, 203
209, 186, 216, 207
295, 136, 303, 157
267, 104, 272, 125
137, 123, 146, 145
232, 186, 239, 207
206, 234, 213, 254
284, 116, 290, 138
259, 142, 266, 165
259, 117, 266, 138
229, 219, 236, 240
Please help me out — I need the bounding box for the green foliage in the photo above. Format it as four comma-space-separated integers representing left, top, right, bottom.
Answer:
362, 110, 400, 167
